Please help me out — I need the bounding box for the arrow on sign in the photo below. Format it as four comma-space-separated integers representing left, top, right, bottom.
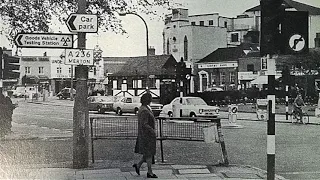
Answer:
68, 15, 77, 31
16, 34, 23, 46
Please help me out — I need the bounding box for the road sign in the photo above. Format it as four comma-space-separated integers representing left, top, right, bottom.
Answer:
65, 49, 94, 66
15, 33, 74, 48
67, 14, 98, 33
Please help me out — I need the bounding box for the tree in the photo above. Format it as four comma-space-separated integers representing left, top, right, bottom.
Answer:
0, 0, 178, 43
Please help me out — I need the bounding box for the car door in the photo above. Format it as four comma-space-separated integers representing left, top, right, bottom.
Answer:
124, 97, 133, 113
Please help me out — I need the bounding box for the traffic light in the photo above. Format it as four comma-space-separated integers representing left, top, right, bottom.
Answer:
281, 11, 309, 55
260, 0, 285, 56
176, 59, 186, 80
3, 54, 20, 79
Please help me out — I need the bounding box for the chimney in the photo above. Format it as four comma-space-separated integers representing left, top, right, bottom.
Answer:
148, 46, 155, 56
315, 33, 320, 48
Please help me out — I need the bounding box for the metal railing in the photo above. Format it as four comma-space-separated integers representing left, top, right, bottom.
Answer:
90, 116, 229, 165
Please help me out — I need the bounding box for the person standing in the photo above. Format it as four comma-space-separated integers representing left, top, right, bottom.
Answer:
0, 93, 9, 138
133, 93, 158, 178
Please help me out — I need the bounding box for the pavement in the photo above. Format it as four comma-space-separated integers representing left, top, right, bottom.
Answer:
0, 97, 296, 179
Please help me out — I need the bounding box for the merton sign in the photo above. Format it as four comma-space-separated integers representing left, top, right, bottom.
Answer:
14, 33, 74, 48
65, 49, 94, 66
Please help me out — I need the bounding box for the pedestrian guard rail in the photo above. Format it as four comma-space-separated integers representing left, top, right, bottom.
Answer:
90, 116, 229, 165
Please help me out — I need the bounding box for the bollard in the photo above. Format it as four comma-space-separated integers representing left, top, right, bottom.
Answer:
224, 104, 243, 128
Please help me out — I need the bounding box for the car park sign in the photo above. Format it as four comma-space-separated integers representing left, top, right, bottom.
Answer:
65, 49, 94, 66
67, 14, 98, 33
14, 33, 74, 48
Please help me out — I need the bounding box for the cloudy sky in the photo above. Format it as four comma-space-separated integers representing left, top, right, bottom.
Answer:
2, 0, 320, 57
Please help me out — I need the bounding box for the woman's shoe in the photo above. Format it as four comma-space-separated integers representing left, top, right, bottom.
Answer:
147, 173, 158, 178
132, 164, 140, 175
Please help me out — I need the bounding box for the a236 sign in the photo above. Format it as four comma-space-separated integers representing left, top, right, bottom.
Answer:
65, 49, 94, 66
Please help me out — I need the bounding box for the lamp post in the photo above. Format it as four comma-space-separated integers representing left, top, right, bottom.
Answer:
119, 12, 150, 92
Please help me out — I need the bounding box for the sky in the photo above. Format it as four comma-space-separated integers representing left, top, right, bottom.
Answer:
2, 0, 320, 57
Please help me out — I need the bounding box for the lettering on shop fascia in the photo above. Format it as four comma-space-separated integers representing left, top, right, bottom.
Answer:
22, 57, 37, 61
39, 57, 49, 61
51, 59, 63, 64
198, 62, 238, 69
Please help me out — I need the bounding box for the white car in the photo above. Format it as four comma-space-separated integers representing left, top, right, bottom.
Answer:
12, 86, 37, 98
160, 96, 220, 118
113, 96, 163, 116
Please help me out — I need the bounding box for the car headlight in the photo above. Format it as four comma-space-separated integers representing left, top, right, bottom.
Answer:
199, 109, 203, 114
215, 109, 220, 113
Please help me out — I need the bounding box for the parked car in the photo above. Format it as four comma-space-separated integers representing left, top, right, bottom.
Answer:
88, 96, 122, 114
56, 88, 76, 99
204, 87, 224, 92
113, 96, 163, 116
12, 86, 37, 98
159, 96, 220, 119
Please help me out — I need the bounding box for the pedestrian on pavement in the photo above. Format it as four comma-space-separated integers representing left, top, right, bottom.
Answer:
4, 96, 14, 133
133, 93, 158, 178
293, 93, 305, 123
0, 93, 10, 138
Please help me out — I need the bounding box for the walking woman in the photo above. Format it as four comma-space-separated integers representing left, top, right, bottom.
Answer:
133, 93, 158, 178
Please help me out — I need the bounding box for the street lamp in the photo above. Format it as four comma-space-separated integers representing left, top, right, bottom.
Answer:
119, 12, 150, 92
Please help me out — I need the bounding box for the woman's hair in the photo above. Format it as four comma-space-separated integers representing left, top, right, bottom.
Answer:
140, 93, 152, 105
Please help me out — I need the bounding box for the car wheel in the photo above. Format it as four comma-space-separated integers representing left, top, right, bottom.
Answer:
134, 108, 139, 115
117, 107, 122, 115
190, 113, 197, 122
97, 106, 104, 114
168, 112, 173, 117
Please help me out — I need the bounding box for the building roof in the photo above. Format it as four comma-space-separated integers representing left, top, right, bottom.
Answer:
245, 0, 320, 15
197, 47, 246, 63
109, 55, 177, 76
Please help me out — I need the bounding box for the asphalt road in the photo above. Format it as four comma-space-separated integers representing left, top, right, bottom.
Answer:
3, 99, 320, 179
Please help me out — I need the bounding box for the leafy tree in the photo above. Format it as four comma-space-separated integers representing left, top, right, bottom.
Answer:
0, 0, 178, 43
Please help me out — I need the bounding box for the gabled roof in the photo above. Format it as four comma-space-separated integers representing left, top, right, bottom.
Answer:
110, 55, 177, 76
245, 0, 320, 15
197, 47, 246, 63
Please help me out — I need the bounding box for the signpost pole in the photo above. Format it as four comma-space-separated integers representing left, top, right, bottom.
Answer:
73, 0, 89, 169
0, 47, 3, 93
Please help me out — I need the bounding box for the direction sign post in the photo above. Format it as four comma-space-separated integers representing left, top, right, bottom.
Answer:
15, 33, 73, 48
67, 14, 98, 33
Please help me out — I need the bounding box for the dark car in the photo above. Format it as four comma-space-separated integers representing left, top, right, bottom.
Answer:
88, 96, 122, 114
56, 88, 76, 99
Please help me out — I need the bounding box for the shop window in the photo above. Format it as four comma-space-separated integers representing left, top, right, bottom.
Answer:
39, 67, 44, 74
25, 67, 31, 75
230, 72, 236, 84
57, 67, 62, 74
220, 72, 226, 84
149, 78, 156, 88
200, 21, 204, 26
231, 33, 239, 42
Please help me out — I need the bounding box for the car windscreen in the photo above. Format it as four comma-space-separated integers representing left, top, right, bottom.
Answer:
186, 98, 207, 105
99, 96, 113, 102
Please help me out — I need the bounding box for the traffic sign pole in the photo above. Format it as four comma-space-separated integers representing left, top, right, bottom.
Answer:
73, 0, 89, 169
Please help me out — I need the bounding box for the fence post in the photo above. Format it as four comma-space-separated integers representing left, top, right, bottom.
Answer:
90, 118, 95, 163
158, 118, 165, 163
216, 119, 229, 166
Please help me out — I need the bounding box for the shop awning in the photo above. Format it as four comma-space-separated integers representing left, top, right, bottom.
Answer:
251, 75, 280, 85
251, 76, 268, 85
